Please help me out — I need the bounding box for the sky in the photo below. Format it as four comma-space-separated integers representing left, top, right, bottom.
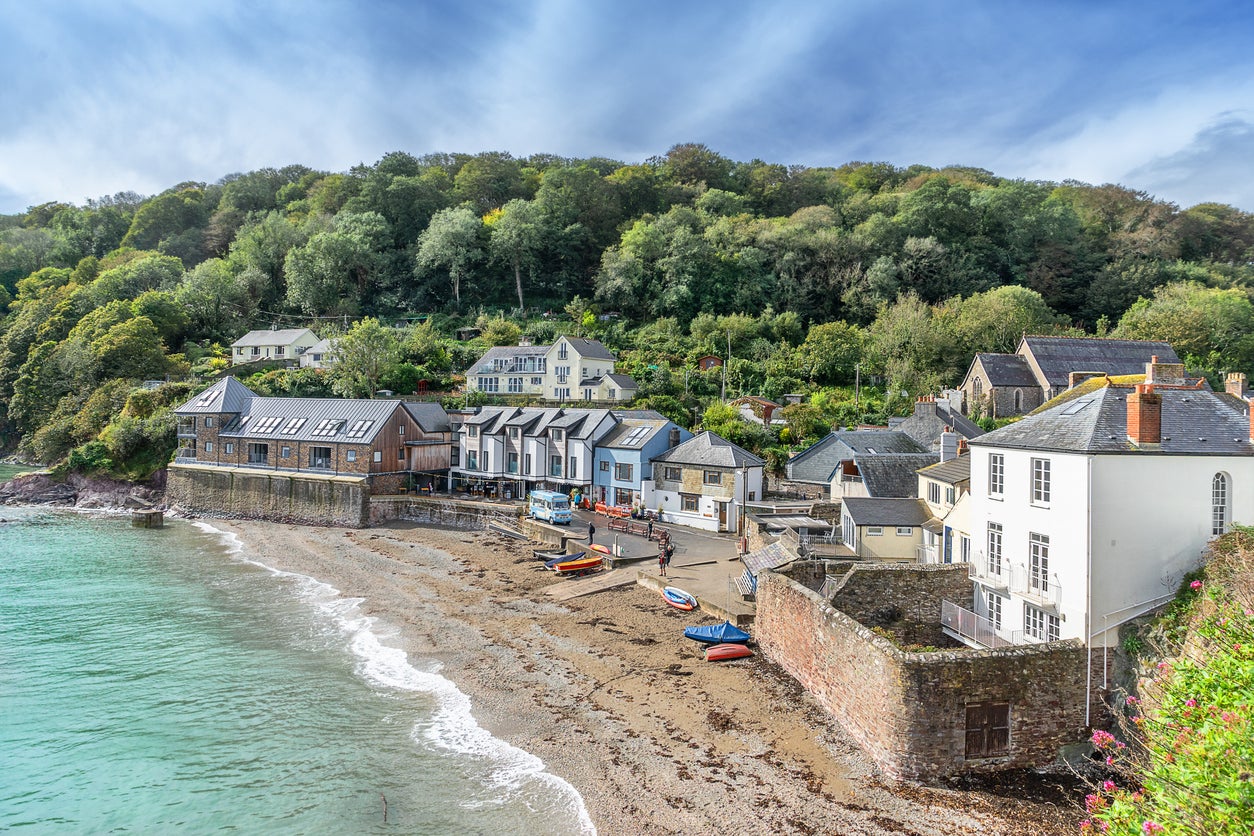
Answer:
4, 0, 1254, 214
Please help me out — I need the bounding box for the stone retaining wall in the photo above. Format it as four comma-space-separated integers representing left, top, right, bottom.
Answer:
756, 568, 1088, 781
167, 464, 369, 527
369, 495, 522, 530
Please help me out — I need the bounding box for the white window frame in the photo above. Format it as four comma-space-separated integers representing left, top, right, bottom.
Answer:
895, 526, 913, 536
866, 526, 883, 536
346, 450, 356, 462
987, 522, 1003, 576
988, 453, 1004, 497
1029, 532, 1049, 594
1031, 457, 1051, 505
1024, 604, 1059, 642
928, 482, 941, 504
373, 451, 382, 463
986, 591, 1003, 630
1213, 472, 1231, 536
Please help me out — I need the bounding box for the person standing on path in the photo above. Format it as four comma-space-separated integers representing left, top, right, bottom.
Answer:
646, 519, 653, 540
658, 549, 667, 577
588, 521, 596, 544
664, 541, 674, 573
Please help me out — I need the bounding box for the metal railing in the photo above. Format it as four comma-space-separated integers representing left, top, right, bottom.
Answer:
940, 600, 1014, 649
1010, 563, 1063, 608
968, 550, 1010, 588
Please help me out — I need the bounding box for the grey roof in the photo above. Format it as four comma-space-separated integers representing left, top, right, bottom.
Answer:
615, 409, 665, 420
651, 431, 765, 468
856, 453, 940, 497
562, 337, 616, 361
842, 497, 932, 527
598, 419, 670, 450
742, 542, 798, 576
175, 377, 257, 414
896, 402, 984, 449
786, 430, 927, 485
972, 353, 1038, 387
1022, 336, 1180, 391
917, 455, 971, 485
231, 328, 316, 348
217, 396, 406, 444
306, 337, 336, 354
606, 372, 638, 389
465, 345, 548, 375
402, 401, 451, 434
969, 386, 1254, 455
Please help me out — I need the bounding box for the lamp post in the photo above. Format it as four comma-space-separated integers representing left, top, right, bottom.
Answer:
739, 463, 748, 555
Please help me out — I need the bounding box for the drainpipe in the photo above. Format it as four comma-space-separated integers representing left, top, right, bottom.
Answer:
1085, 455, 1093, 727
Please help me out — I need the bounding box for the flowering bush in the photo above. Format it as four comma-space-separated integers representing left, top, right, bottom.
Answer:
1086, 530, 1254, 835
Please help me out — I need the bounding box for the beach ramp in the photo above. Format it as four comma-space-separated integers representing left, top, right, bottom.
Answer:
545, 569, 634, 600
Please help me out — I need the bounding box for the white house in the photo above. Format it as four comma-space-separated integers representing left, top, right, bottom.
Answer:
916, 440, 973, 565
231, 328, 320, 366
464, 336, 636, 403
650, 431, 764, 533
964, 371, 1254, 653
299, 337, 337, 369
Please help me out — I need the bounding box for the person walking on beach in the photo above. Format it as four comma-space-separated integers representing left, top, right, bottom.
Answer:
588, 521, 596, 544
646, 519, 653, 540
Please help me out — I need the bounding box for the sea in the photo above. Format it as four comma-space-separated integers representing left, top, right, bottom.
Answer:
0, 507, 594, 834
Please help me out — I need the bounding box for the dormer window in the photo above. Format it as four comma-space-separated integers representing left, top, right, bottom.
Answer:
558, 342, 568, 360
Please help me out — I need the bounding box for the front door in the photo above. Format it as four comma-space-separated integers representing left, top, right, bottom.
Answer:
718, 502, 727, 530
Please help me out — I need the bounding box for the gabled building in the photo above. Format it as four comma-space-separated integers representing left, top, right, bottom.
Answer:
172, 378, 453, 494
730, 396, 785, 428
894, 396, 984, 452
651, 431, 764, 533
591, 418, 692, 509
464, 336, 636, 403
299, 337, 337, 369
963, 379, 1254, 655
916, 450, 973, 565
840, 497, 932, 561
784, 429, 937, 500
960, 335, 1183, 418
230, 328, 320, 366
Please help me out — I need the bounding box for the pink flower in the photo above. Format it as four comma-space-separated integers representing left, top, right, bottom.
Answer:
1105, 755, 1115, 766
1102, 780, 1116, 792
1185, 699, 1197, 707
1143, 822, 1164, 834
1092, 729, 1116, 748
1223, 711, 1237, 724
1126, 695, 1139, 706
1236, 644, 1244, 652
1085, 793, 1101, 813
1191, 580, 1203, 590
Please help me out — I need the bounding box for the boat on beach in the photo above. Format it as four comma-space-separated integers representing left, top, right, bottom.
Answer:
549, 553, 605, 577
533, 548, 568, 562
588, 543, 614, 559
683, 620, 752, 645
705, 643, 753, 662
660, 586, 697, 610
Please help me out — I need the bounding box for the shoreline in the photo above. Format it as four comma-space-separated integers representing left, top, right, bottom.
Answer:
207, 516, 1080, 835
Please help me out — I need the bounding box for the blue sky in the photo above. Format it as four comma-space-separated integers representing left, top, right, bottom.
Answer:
4, 0, 1254, 214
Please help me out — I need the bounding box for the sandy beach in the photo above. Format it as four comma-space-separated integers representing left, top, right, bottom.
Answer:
212, 518, 1081, 835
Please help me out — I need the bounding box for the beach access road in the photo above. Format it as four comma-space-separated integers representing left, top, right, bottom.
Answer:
214, 518, 1081, 836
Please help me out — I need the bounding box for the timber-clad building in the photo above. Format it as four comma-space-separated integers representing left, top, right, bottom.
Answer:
173, 378, 453, 494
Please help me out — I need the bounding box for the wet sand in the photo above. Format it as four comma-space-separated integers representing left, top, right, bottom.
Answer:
213, 518, 1079, 835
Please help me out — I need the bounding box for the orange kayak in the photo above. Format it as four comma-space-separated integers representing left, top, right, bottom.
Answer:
552, 555, 604, 575
706, 643, 753, 662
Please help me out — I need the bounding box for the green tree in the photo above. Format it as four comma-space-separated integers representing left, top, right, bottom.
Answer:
1112, 282, 1254, 375
865, 293, 960, 402
950, 285, 1063, 355
414, 206, 485, 306
486, 199, 545, 311
328, 317, 401, 398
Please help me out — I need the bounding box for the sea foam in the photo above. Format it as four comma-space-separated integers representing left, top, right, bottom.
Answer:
191, 521, 596, 834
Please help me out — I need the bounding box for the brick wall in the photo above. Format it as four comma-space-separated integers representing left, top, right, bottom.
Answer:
829, 563, 973, 646
756, 569, 1089, 780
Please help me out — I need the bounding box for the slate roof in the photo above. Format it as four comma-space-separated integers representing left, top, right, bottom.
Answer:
842, 497, 932, 527
1022, 336, 1180, 391
969, 386, 1254, 455
598, 419, 671, 450
402, 401, 452, 434
895, 402, 984, 449
231, 328, 316, 348
562, 337, 616, 361
305, 337, 336, 355
174, 377, 257, 414
973, 353, 1038, 387
917, 455, 971, 485
215, 397, 407, 444
856, 453, 940, 497
606, 373, 638, 389
651, 431, 765, 468
465, 345, 547, 375
742, 541, 797, 576
786, 430, 928, 484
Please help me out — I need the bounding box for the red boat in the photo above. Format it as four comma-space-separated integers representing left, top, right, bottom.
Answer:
588, 543, 614, 559
705, 643, 753, 662
552, 555, 604, 576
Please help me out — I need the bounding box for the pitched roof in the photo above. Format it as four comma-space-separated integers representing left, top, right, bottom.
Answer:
402, 401, 452, 433
465, 345, 548, 375
969, 386, 1254, 455
972, 353, 1038, 387
560, 337, 616, 361
217, 396, 407, 444
842, 497, 932, 527
231, 328, 316, 348
895, 402, 984, 449
1021, 336, 1180, 391
786, 430, 927, 484
917, 454, 971, 485
598, 419, 671, 450
855, 453, 940, 497
651, 431, 764, 468
605, 373, 638, 389
306, 337, 336, 354
174, 377, 257, 414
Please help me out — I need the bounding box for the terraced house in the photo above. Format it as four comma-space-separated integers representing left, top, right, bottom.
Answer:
173, 377, 452, 495
464, 336, 637, 402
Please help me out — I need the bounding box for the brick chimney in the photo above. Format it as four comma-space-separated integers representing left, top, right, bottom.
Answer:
1145, 355, 1186, 387
915, 395, 938, 418
1126, 384, 1162, 446
1226, 372, 1249, 399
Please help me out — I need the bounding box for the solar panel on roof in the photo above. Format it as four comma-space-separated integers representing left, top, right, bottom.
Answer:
280, 417, 307, 434
251, 416, 282, 434
346, 420, 375, 439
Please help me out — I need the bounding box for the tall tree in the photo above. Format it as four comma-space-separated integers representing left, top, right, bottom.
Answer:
414, 206, 484, 306
486, 199, 544, 311
328, 317, 401, 398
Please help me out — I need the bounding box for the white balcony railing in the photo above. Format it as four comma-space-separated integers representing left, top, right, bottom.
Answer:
916, 544, 939, 564
1009, 563, 1063, 608
940, 600, 1015, 649
968, 550, 1010, 589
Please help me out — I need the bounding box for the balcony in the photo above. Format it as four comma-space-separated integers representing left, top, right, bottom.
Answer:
968, 551, 1010, 590
916, 544, 939, 563
940, 600, 1014, 649
176, 419, 197, 438
1010, 563, 1062, 609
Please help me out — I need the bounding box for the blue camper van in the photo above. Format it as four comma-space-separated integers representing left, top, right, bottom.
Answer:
529, 490, 572, 524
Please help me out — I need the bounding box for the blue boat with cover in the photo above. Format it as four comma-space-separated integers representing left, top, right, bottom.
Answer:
683, 620, 751, 645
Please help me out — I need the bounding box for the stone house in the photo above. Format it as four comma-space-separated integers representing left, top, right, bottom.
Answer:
465, 336, 637, 403
959, 335, 1182, 418
230, 328, 320, 366
650, 431, 765, 533
786, 430, 935, 501
172, 377, 452, 495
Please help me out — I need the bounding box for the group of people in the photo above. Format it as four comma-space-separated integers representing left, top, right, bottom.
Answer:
587, 520, 674, 576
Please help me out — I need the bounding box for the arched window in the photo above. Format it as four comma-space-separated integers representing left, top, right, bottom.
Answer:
1212, 472, 1231, 536
973, 377, 983, 398
1013, 389, 1022, 412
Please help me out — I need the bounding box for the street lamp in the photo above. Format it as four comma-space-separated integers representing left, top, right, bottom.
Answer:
739, 463, 748, 555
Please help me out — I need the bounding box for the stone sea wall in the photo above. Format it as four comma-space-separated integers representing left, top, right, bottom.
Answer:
167, 465, 369, 527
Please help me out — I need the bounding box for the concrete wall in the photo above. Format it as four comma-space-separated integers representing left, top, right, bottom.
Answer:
167, 464, 369, 527
756, 568, 1088, 781
369, 495, 523, 530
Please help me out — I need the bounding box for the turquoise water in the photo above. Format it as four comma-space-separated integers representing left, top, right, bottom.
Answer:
0, 509, 593, 834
